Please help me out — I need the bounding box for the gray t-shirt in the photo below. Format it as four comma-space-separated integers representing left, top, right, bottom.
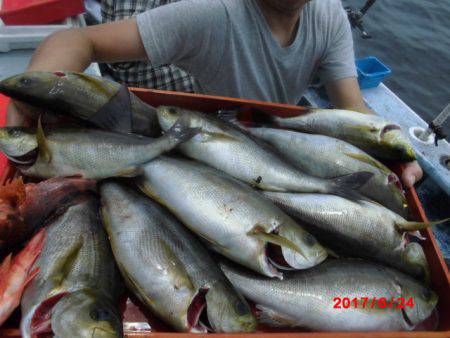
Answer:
137, 0, 357, 104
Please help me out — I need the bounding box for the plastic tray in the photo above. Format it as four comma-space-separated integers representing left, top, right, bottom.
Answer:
0, 89, 449, 337
356, 56, 392, 89
0, 14, 87, 52
0, 0, 84, 25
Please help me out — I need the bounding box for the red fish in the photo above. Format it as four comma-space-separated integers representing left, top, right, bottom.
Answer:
0, 228, 45, 326
0, 177, 96, 253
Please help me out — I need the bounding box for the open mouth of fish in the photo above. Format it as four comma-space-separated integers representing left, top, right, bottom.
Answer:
380, 124, 401, 139
187, 286, 211, 333
266, 243, 296, 274
23, 292, 69, 337
6, 148, 38, 168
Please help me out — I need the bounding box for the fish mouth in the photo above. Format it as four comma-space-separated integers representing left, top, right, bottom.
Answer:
388, 173, 402, 190
53, 71, 67, 78
187, 286, 210, 333
267, 243, 296, 271
27, 292, 69, 336
6, 148, 38, 167
401, 307, 415, 329
380, 124, 401, 139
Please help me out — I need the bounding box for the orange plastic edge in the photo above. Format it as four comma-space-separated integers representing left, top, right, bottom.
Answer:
0, 89, 448, 337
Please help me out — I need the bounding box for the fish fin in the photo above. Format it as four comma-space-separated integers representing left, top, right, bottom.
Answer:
164, 115, 201, 143
51, 240, 83, 286
324, 246, 340, 258
344, 152, 392, 174
255, 304, 298, 327
326, 171, 374, 200
36, 116, 51, 163
409, 230, 426, 241
115, 166, 139, 178
198, 131, 240, 143
248, 226, 306, 259
159, 240, 194, 291
250, 110, 278, 127
87, 83, 133, 133
75, 73, 117, 96
137, 182, 171, 209
395, 218, 450, 232
24, 267, 40, 287
0, 177, 26, 207
0, 254, 12, 277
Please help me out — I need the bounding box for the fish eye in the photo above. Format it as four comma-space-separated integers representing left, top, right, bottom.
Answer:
169, 108, 178, 115
7, 129, 21, 137
19, 77, 33, 87
90, 307, 111, 321
234, 300, 248, 316
421, 287, 432, 300
304, 233, 317, 246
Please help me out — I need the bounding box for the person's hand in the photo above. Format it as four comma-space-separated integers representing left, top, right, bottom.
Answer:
401, 160, 423, 188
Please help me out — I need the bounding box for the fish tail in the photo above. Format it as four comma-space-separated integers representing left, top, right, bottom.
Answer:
251, 110, 277, 127
164, 115, 201, 143
326, 171, 374, 200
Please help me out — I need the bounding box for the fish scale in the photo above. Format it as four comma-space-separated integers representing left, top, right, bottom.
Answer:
138, 156, 327, 278
20, 197, 122, 338
248, 127, 407, 215
100, 182, 256, 333
221, 259, 437, 332
156, 107, 372, 195
262, 192, 429, 279
0, 117, 198, 179
260, 108, 415, 161
0, 71, 160, 136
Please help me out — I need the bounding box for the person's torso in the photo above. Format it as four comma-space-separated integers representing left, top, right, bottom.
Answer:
192, 0, 331, 104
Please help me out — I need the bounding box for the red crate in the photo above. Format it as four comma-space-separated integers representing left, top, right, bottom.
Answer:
0, 0, 84, 25
0, 88, 449, 337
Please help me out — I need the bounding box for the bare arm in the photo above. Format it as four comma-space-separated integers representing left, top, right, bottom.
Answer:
7, 19, 147, 125
28, 18, 147, 72
325, 77, 372, 113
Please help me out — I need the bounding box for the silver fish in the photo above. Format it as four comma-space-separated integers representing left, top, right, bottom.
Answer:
0, 71, 159, 136
51, 290, 123, 338
253, 108, 416, 161
262, 191, 431, 280
221, 259, 438, 332
100, 182, 256, 333
248, 127, 407, 215
0, 116, 198, 179
156, 106, 372, 196
20, 197, 123, 338
137, 156, 327, 279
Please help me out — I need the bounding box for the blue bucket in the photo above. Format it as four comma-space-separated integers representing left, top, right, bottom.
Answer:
356, 56, 392, 89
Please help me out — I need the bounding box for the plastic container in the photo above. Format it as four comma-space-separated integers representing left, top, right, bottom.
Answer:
0, 94, 8, 175
0, 14, 86, 52
0, 0, 84, 25
356, 56, 392, 89
0, 89, 449, 337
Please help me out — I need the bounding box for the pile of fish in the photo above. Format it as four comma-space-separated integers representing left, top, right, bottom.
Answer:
0, 71, 442, 336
